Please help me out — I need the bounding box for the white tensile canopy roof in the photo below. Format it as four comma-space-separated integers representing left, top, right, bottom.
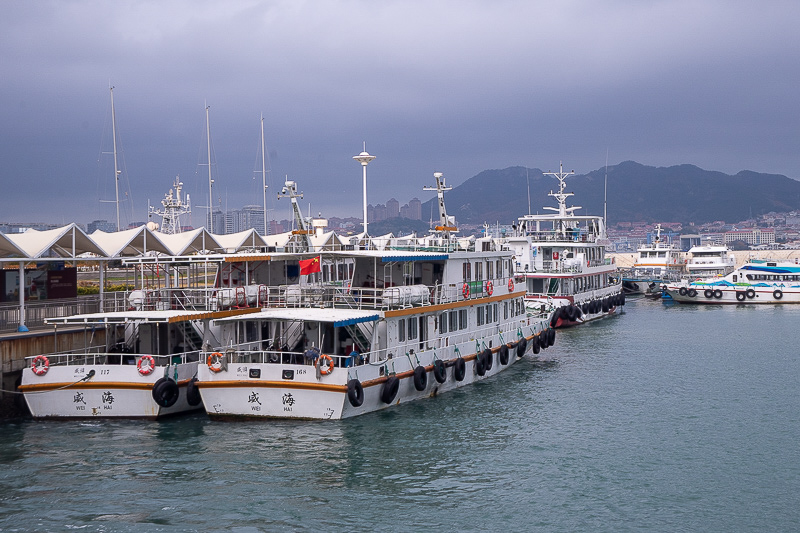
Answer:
154, 227, 221, 256
89, 226, 172, 257
6, 223, 105, 258
213, 228, 266, 253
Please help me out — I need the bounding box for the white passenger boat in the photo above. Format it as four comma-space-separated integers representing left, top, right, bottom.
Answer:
195, 174, 555, 420
503, 163, 624, 328
664, 260, 800, 304
622, 224, 684, 294
685, 242, 735, 278
18, 253, 302, 418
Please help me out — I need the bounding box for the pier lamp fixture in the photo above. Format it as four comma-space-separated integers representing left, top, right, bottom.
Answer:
353, 146, 376, 236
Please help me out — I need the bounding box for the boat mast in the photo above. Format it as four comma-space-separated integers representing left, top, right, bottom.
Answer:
261, 114, 269, 236
423, 172, 456, 236
543, 162, 579, 235
206, 104, 214, 232
110, 86, 121, 231
278, 179, 311, 251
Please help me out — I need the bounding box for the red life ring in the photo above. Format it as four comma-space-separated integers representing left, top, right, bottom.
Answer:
207, 352, 224, 373
553, 252, 559, 260
485, 281, 494, 296
508, 278, 514, 292
317, 354, 334, 375
462, 283, 470, 299
137, 355, 155, 375
587, 260, 590, 267
31, 355, 49, 375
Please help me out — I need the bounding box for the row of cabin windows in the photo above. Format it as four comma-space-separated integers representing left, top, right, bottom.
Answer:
746, 274, 800, 282
439, 309, 469, 335
321, 264, 354, 283
398, 317, 418, 343
463, 259, 512, 282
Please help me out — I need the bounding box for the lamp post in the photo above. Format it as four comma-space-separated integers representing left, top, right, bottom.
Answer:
353, 148, 376, 236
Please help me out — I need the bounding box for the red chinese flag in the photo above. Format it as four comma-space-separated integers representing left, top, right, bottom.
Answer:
299, 256, 321, 275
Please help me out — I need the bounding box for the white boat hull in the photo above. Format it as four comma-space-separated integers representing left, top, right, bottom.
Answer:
665, 285, 800, 304
20, 362, 200, 419
197, 324, 552, 420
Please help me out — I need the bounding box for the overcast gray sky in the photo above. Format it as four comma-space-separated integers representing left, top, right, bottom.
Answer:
2, 0, 799, 228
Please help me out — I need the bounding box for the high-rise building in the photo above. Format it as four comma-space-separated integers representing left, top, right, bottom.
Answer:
408, 197, 422, 220
386, 198, 399, 218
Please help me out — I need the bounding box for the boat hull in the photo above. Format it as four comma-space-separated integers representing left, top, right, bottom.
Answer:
19, 362, 200, 419
665, 286, 800, 304
197, 324, 552, 420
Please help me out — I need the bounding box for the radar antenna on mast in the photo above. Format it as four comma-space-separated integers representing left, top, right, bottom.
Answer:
149, 176, 191, 234
423, 172, 457, 235
278, 178, 311, 252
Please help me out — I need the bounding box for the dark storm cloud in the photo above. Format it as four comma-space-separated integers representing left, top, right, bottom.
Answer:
1, 0, 799, 227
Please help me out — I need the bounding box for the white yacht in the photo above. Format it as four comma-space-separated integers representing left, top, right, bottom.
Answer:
685, 242, 735, 278
504, 163, 624, 328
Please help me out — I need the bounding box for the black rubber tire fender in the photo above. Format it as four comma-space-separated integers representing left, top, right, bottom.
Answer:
413, 365, 427, 391
152, 377, 179, 408
347, 379, 364, 407
433, 359, 447, 383
498, 344, 510, 365
186, 377, 202, 407
516, 338, 528, 358
454, 357, 466, 381
381, 376, 400, 404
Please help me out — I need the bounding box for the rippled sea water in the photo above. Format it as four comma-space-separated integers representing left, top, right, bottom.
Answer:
2, 298, 800, 532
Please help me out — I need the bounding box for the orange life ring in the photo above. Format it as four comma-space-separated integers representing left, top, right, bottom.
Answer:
485, 281, 493, 296
508, 278, 514, 292
31, 355, 49, 375
137, 355, 155, 375
553, 252, 559, 260
462, 283, 470, 299
316, 354, 334, 375
207, 352, 224, 373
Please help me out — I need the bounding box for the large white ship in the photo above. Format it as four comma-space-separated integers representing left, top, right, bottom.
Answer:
504, 163, 624, 328
195, 173, 555, 419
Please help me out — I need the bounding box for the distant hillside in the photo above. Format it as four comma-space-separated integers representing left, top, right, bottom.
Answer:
421, 161, 800, 226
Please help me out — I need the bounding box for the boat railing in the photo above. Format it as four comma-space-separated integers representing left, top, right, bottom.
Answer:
514, 229, 600, 243
0, 295, 101, 333
24, 349, 203, 368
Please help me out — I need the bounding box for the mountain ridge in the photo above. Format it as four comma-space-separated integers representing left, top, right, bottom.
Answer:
419, 161, 800, 226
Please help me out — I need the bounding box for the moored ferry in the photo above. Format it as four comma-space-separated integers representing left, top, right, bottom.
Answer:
503, 163, 624, 328
18, 252, 308, 419
664, 260, 800, 304
621, 224, 684, 295
195, 174, 555, 420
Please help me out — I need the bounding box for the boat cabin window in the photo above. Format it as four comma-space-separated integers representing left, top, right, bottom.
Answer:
407, 318, 418, 340
439, 313, 447, 334
459, 309, 467, 329
477, 306, 484, 326
487, 260, 494, 280
449, 311, 458, 331
463, 262, 471, 282
398, 319, 405, 342
476, 261, 484, 281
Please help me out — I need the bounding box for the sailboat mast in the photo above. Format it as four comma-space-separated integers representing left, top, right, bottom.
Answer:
110, 87, 121, 231
206, 105, 213, 232
604, 149, 608, 231
261, 114, 268, 236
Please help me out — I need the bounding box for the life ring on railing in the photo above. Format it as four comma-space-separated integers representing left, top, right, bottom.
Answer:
207, 352, 224, 373
553, 252, 559, 260
485, 281, 493, 296
462, 283, 470, 299
587, 260, 590, 267
317, 354, 334, 375
508, 278, 514, 292
31, 355, 49, 375
137, 355, 155, 375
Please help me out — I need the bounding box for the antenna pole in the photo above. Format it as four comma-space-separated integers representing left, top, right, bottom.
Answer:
526, 168, 531, 215
110, 86, 121, 231
261, 114, 268, 236
604, 149, 608, 230
206, 104, 213, 232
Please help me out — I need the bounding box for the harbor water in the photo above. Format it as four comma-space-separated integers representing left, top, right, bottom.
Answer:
2, 298, 799, 532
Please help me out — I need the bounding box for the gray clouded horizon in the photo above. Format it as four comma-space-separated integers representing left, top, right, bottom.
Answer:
2, 0, 799, 229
